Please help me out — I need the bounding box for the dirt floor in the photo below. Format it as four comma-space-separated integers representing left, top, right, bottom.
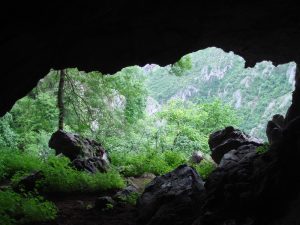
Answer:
39, 193, 138, 225
37, 175, 156, 225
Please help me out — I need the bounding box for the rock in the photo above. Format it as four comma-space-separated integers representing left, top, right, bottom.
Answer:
126, 173, 156, 193
95, 196, 115, 209
137, 164, 205, 224
266, 114, 284, 145
219, 144, 258, 169
49, 130, 107, 160
209, 126, 263, 164
140, 173, 156, 180
49, 130, 109, 172
191, 119, 300, 225
113, 185, 139, 201
73, 157, 109, 173
189, 151, 204, 164
13, 171, 44, 192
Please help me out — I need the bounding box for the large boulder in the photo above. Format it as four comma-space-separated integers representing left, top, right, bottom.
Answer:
137, 164, 205, 225
49, 130, 109, 172
209, 126, 263, 164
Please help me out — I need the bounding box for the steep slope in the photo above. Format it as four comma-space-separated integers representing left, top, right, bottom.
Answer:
143, 47, 296, 139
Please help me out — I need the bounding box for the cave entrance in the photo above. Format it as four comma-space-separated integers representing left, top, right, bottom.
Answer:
0, 46, 296, 224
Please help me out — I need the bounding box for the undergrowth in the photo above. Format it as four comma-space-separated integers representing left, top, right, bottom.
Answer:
0, 190, 57, 225
0, 149, 125, 193
192, 159, 216, 180
110, 149, 187, 177
110, 148, 216, 179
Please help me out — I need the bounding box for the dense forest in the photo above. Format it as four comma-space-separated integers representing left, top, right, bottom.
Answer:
0, 47, 295, 224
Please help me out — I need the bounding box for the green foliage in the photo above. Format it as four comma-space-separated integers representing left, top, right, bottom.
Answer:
256, 143, 270, 154
4, 66, 147, 156
145, 47, 295, 139
0, 190, 57, 225
103, 203, 114, 211
0, 149, 43, 180
0, 113, 18, 149
157, 99, 239, 154
108, 67, 147, 124
117, 192, 140, 205
171, 55, 192, 76
39, 156, 125, 193
8, 92, 58, 156
111, 149, 186, 177
193, 159, 216, 180
0, 150, 125, 193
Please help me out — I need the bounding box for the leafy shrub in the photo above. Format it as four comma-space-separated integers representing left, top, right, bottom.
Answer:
0, 113, 18, 149
163, 150, 186, 168
0, 149, 43, 180
111, 148, 187, 177
193, 159, 216, 180
0, 190, 57, 225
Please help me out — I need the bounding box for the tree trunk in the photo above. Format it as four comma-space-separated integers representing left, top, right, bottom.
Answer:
58, 69, 66, 130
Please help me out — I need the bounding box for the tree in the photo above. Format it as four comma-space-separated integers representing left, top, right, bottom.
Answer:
0, 113, 18, 148
57, 70, 66, 130
157, 99, 239, 154
170, 55, 192, 76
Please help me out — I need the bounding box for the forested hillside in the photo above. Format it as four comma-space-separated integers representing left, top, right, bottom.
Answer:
144, 47, 296, 139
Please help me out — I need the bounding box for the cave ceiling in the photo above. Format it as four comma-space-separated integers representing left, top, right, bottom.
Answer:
1, 0, 300, 116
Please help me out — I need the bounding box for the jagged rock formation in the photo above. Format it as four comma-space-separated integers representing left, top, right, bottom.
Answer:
49, 130, 109, 173
137, 165, 205, 225
266, 114, 285, 145
209, 126, 263, 164
191, 116, 300, 225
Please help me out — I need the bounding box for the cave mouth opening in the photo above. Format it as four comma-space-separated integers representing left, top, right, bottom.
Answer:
0, 46, 297, 224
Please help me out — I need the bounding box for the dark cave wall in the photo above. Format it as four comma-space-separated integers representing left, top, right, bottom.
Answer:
1, 0, 300, 116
